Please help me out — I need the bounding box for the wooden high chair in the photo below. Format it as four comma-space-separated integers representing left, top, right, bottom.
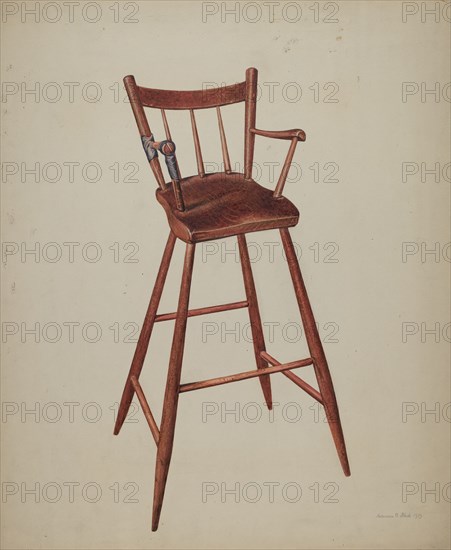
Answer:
114, 68, 350, 531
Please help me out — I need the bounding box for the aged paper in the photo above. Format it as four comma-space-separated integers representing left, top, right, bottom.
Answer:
1, 1, 450, 548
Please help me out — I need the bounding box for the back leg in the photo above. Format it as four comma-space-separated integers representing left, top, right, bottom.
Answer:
237, 234, 272, 409
280, 228, 350, 476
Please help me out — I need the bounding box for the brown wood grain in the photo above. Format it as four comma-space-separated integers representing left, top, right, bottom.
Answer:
113, 232, 176, 436
156, 172, 299, 243
155, 300, 248, 323
251, 127, 306, 141
116, 67, 350, 532
152, 242, 195, 531
216, 106, 232, 174
189, 109, 205, 177
130, 376, 160, 445
237, 234, 272, 408
138, 81, 246, 110
123, 75, 166, 190
244, 67, 258, 180
280, 227, 350, 477
179, 357, 313, 393
260, 351, 323, 404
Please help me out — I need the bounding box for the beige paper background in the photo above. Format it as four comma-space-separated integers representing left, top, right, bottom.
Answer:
1, 1, 450, 548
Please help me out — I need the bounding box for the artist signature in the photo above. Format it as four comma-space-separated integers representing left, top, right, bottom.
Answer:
377, 513, 422, 519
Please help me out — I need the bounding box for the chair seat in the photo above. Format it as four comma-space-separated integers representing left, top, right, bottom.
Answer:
156, 172, 299, 243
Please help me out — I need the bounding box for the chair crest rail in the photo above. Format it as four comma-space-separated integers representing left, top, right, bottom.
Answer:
138, 81, 246, 110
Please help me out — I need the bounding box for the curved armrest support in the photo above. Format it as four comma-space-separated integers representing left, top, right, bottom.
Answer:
250, 127, 306, 197
250, 127, 306, 142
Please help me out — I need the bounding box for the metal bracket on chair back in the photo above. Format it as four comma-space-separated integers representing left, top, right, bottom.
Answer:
142, 134, 184, 211
141, 134, 158, 162
142, 135, 179, 182
156, 140, 179, 182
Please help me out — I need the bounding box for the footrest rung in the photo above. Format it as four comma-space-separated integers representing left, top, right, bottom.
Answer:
155, 300, 248, 322
261, 351, 323, 404
130, 376, 160, 445
179, 357, 313, 393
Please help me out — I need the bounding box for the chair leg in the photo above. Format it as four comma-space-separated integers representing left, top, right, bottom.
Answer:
280, 228, 350, 476
114, 232, 177, 436
237, 234, 272, 409
152, 242, 195, 531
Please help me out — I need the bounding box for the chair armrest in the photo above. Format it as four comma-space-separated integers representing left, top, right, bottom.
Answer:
250, 128, 306, 142
250, 127, 306, 198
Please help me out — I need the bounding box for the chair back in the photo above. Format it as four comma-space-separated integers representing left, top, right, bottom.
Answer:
123, 68, 258, 210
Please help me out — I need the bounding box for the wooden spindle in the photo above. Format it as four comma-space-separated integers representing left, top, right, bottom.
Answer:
260, 351, 323, 404
273, 137, 298, 198
130, 376, 160, 444
244, 67, 258, 180
189, 109, 205, 177
179, 357, 313, 393
161, 109, 182, 180
161, 109, 172, 139
155, 300, 248, 322
216, 107, 231, 174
